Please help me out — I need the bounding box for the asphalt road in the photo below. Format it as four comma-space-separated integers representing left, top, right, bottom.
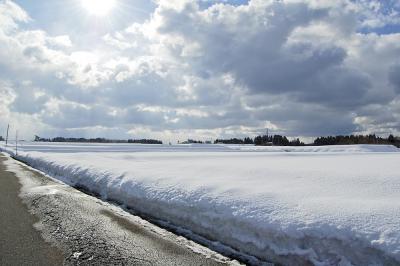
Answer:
0, 154, 238, 265
0, 155, 64, 266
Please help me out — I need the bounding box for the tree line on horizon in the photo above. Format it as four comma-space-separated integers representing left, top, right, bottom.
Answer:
34, 135, 163, 144
314, 134, 399, 147
215, 135, 304, 146
4, 134, 399, 147
215, 134, 400, 147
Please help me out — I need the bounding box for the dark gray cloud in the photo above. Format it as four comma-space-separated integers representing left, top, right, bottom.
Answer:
389, 63, 400, 93
10, 85, 49, 114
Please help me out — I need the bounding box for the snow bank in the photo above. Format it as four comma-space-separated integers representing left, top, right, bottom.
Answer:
5, 142, 399, 153
2, 142, 400, 265
227, 144, 400, 153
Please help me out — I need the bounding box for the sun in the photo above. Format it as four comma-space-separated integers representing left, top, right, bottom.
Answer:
81, 0, 116, 16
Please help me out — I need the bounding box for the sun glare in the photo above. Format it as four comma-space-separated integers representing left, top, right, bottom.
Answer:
81, 0, 116, 16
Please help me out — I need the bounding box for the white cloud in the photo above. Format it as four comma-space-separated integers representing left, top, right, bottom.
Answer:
1, 0, 400, 141
49, 35, 72, 47
0, 0, 30, 32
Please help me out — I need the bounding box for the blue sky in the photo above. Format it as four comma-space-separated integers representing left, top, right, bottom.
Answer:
1, 0, 400, 141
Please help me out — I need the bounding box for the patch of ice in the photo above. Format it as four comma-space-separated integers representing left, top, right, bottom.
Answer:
72, 252, 82, 259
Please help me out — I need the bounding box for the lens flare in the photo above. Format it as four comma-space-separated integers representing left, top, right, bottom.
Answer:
81, 0, 116, 16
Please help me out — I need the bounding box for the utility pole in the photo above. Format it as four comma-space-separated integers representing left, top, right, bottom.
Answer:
5, 124, 9, 147
15, 130, 18, 156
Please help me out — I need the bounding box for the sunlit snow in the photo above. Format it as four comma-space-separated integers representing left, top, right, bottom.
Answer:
2, 142, 400, 264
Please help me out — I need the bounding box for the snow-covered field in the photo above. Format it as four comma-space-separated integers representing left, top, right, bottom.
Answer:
2, 142, 400, 265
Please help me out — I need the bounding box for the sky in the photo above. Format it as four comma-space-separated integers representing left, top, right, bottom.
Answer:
0, 0, 400, 142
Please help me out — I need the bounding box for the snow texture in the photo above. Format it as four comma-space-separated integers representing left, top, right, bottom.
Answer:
1, 142, 400, 265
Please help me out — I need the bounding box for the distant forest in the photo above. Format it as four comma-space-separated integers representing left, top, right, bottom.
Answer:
34, 136, 162, 144
215, 134, 400, 147
314, 134, 400, 147
215, 135, 304, 146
